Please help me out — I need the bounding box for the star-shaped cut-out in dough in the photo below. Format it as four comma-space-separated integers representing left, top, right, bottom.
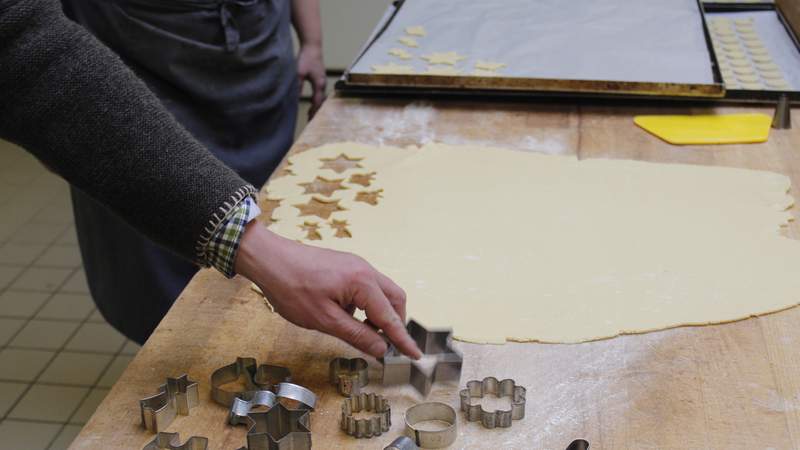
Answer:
319, 154, 363, 173
405, 25, 426, 37
388, 48, 414, 60
421, 51, 466, 66
258, 197, 282, 226
425, 66, 461, 76
355, 189, 384, 206
397, 36, 419, 48
349, 172, 376, 187
474, 60, 506, 71
297, 176, 348, 197
299, 221, 322, 240
329, 219, 352, 239
293, 197, 346, 219
372, 62, 415, 74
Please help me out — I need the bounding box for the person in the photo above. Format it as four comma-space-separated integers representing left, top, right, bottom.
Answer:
58, 0, 328, 345
0, 0, 422, 360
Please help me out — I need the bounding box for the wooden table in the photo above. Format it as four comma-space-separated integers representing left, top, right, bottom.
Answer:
71, 95, 800, 449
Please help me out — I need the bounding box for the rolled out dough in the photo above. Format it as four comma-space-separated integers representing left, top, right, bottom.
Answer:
264, 143, 800, 344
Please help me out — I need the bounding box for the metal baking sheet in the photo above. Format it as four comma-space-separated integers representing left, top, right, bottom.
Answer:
708, 10, 800, 90
343, 0, 722, 97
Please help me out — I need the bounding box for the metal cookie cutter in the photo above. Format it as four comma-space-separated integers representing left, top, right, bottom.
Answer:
404, 402, 458, 449
382, 320, 462, 396
246, 403, 311, 450
460, 377, 526, 428
140, 374, 199, 433
384, 436, 419, 450
229, 390, 277, 425
210, 357, 291, 407
329, 357, 369, 396
566, 439, 590, 450
143, 432, 208, 450
340, 392, 391, 438
276, 382, 316, 410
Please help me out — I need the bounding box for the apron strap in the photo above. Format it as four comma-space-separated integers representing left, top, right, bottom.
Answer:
219, 0, 259, 52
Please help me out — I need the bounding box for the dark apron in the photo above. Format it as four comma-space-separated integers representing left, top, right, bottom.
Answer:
62, 0, 298, 343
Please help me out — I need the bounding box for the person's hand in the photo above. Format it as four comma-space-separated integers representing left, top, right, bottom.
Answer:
296, 44, 327, 119
235, 221, 422, 360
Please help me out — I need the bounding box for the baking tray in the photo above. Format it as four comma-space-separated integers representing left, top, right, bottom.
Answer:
337, 0, 724, 100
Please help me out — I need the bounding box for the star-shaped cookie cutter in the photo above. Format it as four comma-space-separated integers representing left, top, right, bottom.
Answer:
329, 357, 369, 396
143, 432, 208, 450
245, 403, 311, 450
140, 374, 199, 433
380, 320, 462, 396
460, 377, 526, 428
210, 357, 291, 407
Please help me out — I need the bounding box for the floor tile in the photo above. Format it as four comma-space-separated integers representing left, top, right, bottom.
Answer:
0, 266, 23, 290
30, 205, 73, 225
55, 226, 78, 245
0, 291, 50, 318
87, 309, 105, 323
33, 246, 81, 269
10, 267, 72, 292
9, 320, 79, 350
120, 340, 141, 356
0, 349, 54, 381
65, 323, 125, 354
0, 420, 62, 450
39, 352, 112, 386
97, 355, 132, 388
8, 223, 68, 245
60, 270, 89, 294
47, 424, 82, 450
69, 387, 109, 424
0, 381, 28, 416
0, 243, 47, 265
8, 384, 88, 421
35, 294, 94, 321
0, 318, 25, 346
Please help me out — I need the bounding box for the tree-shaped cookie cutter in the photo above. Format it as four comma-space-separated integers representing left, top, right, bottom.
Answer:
459, 377, 526, 428
142, 432, 208, 450
340, 392, 391, 438
245, 403, 312, 450
381, 320, 462, 396
329, 357, 369, 396
140, 374, 199, 433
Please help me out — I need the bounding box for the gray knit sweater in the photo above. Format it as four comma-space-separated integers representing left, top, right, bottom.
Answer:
0, 0, 256, 264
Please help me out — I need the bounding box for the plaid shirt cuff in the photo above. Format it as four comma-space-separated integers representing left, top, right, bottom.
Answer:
206, 196, 261, 278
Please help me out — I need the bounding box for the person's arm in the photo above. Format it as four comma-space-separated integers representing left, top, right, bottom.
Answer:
292, 0, 327, 118
0, 0, 420, 359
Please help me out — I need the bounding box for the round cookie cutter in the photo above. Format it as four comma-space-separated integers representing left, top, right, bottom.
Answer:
404, 402, 457, 448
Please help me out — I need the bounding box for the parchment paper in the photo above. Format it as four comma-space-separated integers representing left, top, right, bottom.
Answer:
351, 0, 716, 85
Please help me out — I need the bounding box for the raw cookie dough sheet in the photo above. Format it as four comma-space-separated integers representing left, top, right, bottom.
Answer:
350, 0, 716, 85
708, 10, 800, 90
264, 142, 800, 345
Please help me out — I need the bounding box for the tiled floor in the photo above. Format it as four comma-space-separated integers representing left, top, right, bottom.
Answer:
0, 139, 141, 450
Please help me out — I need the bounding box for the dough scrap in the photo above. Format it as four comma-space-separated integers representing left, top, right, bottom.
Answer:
265, 142, 800, 344
388, 48, 414, 60
405, 25, 426, 37
372, 62, 415, 75
397, 36, 419, 48
421, 51, 467, 66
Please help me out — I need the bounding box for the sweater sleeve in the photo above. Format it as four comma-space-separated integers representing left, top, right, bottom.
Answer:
0, 0, 256, 265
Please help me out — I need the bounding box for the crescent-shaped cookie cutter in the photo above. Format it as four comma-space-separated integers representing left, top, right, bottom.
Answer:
229, 390, 277, 426
276, 382, 317, 410
140, 374, 199, 433
459, 377, 526, 428
404, 402, 457, 448
340, 392, 391, 438
329, 357, 369, 396
210, 357, 291, 407
566, 439, 590, 450
142, 432, 208, 450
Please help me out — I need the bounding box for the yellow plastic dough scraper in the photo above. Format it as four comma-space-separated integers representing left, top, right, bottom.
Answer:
634, 113, 772, 145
